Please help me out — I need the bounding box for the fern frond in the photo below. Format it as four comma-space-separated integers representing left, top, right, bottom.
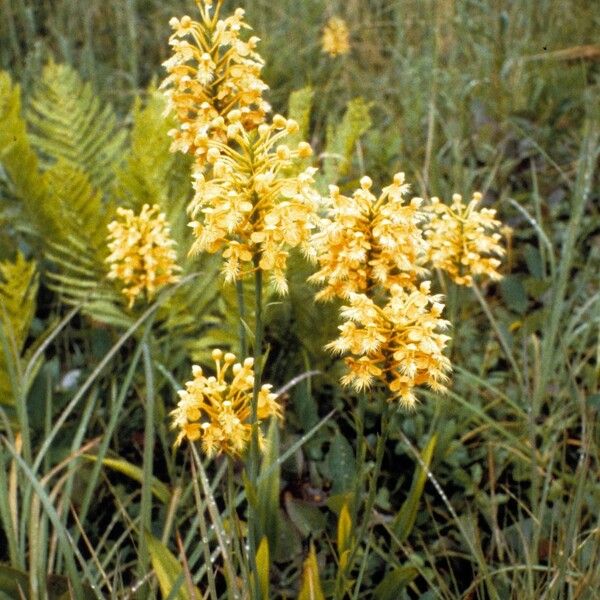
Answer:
44, 160, 114, 252
322, 97, 372, 184
40, 161, 128, 326
0, 71, 48, 233
26, 63, 126, 190
287, 86, 315, 145
0, 252, 38, 408
116, 89, 185, 208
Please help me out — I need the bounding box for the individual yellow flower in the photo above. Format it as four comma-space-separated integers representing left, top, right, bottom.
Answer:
161, 1, 270, 168
310, 173, 428, 301
106, 204, 181, 307
187, 113, 320, 294
321, 17, 351, 57
326, 282, 452, 408
171, 349, 282, 456
424, 192, 507, 286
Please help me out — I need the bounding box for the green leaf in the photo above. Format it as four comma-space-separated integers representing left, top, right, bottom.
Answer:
392, 434, 437, 541
284, 496, 327, 538
0, 71, 47, 226
145, 531, 200, 600
587, 394, 600, 411
116, 87, 191, 219
0, 252, 38, 410
287, 86, 314, 144
500, 275, 528, 314
373, 566, 418, 600
297, 543, 325, 600
256, 536, 270, 600
256, 419, 281, 554
0, 564, 28, 598
337, 502, 352, 558
82, 454, 170, 504
327, 434, 356, 494
323, 97, 372, 183
26, 62, 126, 189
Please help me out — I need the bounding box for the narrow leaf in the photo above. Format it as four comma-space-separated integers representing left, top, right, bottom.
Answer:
145, 530, 200, 600
392, 434, 437, 541
256, 536, 270, 600
82, 455, 170, 504
297, 543, 325, 600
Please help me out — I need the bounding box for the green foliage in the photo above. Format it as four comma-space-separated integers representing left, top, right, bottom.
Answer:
145, 531, 200, 600
26, 63, 126, 190
298, 543, 325, 600
115, 87, 190, 215
0, 72, 46, 237
287, 86, 315, 144
0, 252, 38, 410
392, 433, 437, 542
322, 97, 372, 184
0, 1, 599, 597
0, 564, 97, 600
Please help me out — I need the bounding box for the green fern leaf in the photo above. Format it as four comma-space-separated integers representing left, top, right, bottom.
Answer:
44, 160, 114, 251
116, 88, 190, 210
0, 71, 48, 234
287, 86, 314, 145
322, 97, 372, 184
26, 63, 126, 189
0, 252, 38, 408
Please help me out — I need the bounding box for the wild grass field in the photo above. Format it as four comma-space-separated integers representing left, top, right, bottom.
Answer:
0, 0, 599, 598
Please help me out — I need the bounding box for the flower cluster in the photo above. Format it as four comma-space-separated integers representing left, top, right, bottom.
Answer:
161, 1, 270, 167
326, 282, 451, 407
321, 17, 351, 57
171, 349, 281, 456
424, 193, 506, 286
188, 113, 320, 293
106, 204, 180, 307
310, 174, 428, 301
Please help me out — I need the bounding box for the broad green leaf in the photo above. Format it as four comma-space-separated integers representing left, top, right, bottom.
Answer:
500, 275, 528, 314
297, 543, 325, 600
284, 496, 327, 538
373, 566, 418, 600
327, 434, 356, 494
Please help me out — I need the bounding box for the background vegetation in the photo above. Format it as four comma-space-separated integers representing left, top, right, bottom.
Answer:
0, 0, 599, 598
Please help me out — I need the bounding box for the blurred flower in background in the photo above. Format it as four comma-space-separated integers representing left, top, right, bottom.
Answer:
321, 16, 351, 57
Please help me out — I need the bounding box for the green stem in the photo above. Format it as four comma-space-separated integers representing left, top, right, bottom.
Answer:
137, 342, 155, 593
353, 393, 368, 520
471, 281, 524, 390
249, 265, 264, 479
336, 398, 391, 599
246, 262, 264, 585
236, 279, 248, 358
190, 451, 219, 600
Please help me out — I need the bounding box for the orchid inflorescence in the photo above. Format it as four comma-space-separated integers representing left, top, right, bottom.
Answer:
106, 204, 180, 307
171, 349, 281, 457
156, 0, 510, 451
